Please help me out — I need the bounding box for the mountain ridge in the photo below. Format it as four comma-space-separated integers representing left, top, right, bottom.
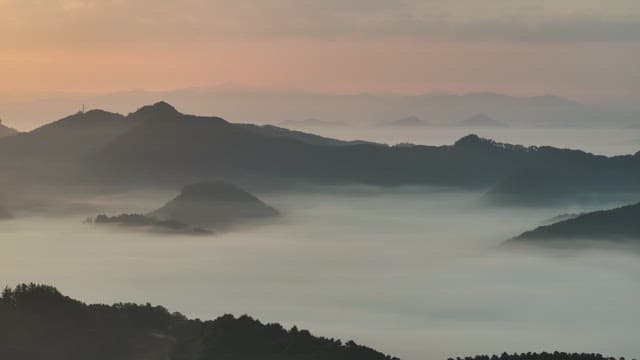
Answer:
2, 102, 639, 206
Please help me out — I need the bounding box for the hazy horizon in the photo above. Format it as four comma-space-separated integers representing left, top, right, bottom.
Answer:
2, 0, 640, 105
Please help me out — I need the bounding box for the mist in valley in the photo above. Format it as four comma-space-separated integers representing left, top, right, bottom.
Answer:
1, 185, 639, 360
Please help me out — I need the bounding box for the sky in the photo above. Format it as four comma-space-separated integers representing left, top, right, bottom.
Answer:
1, 0, 640, 104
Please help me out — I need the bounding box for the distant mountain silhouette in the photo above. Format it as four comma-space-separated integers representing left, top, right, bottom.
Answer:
508, 202, 640, 245
452, 113, 508, 127
0, 283, 397, 360
0, 119, 18, 138
379, 115, 431, 127
90, 213, 212, 235
280, 118, 345, 127
149, 181, 278, 227
11, 90, 639, 130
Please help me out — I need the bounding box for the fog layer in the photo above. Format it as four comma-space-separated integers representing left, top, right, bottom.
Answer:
1, 186, 638, 359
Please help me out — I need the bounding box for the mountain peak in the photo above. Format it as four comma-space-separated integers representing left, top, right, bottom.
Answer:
454, 134, 490, 147
129, 101, 180, 121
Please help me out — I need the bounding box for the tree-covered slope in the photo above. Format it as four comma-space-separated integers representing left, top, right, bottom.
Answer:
0, 284, 397, 360
508, 202, 640, 245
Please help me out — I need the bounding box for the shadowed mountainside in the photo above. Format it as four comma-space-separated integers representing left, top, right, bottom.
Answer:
94, 103, 640, 194
0, 283, 397, 360
508, 202, 640, 246
1, 102, 639, 205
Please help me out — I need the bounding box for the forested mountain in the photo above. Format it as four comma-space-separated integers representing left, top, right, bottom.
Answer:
93, 103, 640, 194
1, 102, 639, 205
509, 202, 640, 245
0, 284, 397, 360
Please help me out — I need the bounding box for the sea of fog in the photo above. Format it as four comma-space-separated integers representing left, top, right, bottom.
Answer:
1, 186, 639, 359
279, 125, 640, 156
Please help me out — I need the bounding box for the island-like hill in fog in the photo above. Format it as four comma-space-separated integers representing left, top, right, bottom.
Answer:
88, 181, 278, 234
149, 181, 278, 227
507, 202, 640, 246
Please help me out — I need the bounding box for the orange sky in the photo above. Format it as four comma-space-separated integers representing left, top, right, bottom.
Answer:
2, 0, 640, 104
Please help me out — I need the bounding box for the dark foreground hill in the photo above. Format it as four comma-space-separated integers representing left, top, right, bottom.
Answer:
0, 284, 397, 360
508, 202, 640, 246
149, 181, 279, 227
0, 285, 626, 360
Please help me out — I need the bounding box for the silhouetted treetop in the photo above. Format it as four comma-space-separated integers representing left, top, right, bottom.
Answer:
0, 283, 397, 360
450, 352, 634, 360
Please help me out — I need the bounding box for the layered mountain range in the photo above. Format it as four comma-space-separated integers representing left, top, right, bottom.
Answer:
1, 102, 639, 205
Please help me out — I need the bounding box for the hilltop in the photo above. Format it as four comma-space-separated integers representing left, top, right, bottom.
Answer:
508, 202, 640, 246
